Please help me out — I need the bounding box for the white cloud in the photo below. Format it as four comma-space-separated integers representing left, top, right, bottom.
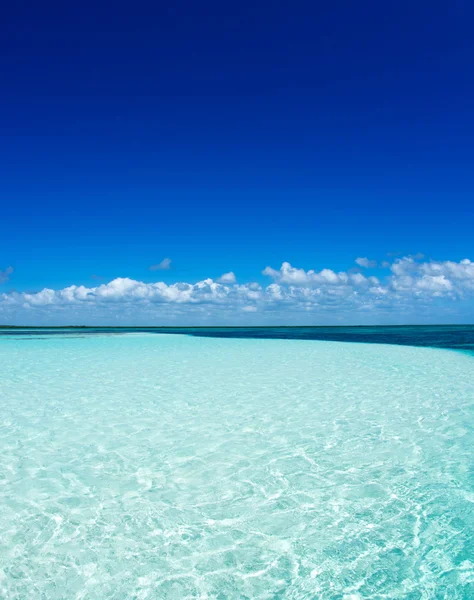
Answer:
0, 266, 13, 284
389, 257, 474, 296
150, 258, 172, 271
263, 261, 379, 288
1, 257, 474, 325
217, 271, 236, 283
355, 257, 377, 268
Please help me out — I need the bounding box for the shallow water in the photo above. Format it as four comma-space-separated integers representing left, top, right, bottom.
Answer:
1, 333, 474, 598
2, 324, 474, 353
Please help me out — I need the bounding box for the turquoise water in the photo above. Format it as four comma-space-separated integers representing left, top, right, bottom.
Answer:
3, 324, 474, 352
1, 333, 474, 598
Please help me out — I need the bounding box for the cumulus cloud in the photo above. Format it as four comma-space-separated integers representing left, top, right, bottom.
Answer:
150, 258, 172, 271
389, 257, 474, 297
217, 271, 236, 284
0, 266, 13, 284
2, 256, 474, 325
263, 261, 380, 288
355, 257, 377, 268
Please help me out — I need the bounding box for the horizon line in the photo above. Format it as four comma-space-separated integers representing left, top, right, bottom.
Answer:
1, 324, 473, 329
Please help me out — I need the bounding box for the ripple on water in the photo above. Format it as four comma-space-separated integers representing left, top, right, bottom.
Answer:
0, 334, 474, 598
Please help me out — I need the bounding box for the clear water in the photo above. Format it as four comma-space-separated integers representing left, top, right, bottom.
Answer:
1, 333, 474, 598
3, 324, 474, 353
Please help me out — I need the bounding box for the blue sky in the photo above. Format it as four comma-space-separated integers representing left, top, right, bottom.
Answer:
1, 1, 474, 324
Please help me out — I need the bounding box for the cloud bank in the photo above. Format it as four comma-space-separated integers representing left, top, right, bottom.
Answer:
1, 256, 474, 325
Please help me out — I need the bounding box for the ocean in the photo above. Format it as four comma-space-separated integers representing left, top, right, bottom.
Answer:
1, 327, 473, 598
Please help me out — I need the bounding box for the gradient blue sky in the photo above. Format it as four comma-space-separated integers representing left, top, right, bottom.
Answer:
1, 1, 474, 324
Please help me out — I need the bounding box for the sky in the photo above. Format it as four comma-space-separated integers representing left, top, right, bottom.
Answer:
1, 1, 474, 325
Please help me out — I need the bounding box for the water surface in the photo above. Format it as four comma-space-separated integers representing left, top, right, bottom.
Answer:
1, 332, 474, 598
2, 324, 474, 353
